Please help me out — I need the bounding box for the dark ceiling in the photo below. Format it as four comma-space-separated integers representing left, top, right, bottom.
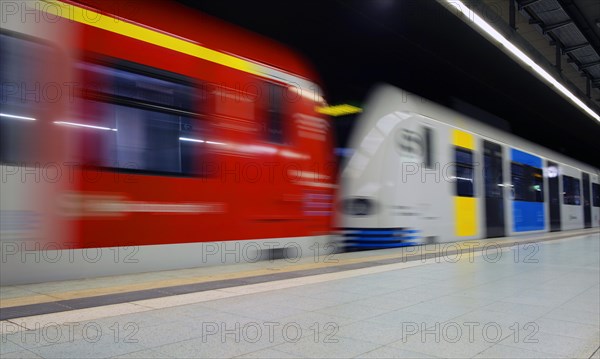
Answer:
176, 0, 600, 167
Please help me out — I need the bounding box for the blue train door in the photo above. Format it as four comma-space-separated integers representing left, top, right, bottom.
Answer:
483, 140, 505, 238
547, 161, 561, 232
582, 173, 592, 228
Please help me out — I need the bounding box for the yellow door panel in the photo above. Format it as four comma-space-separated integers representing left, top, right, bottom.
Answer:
455, 196, 477, 237
452, 129, 474, 150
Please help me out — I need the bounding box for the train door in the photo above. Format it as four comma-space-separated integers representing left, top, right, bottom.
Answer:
593, 180, 600, 227
582, 173, 591, 228
483, 140, 505, 238
547, 161, 561, 231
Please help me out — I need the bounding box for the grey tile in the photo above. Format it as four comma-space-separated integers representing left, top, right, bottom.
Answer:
498, 330, 598, 358
566, 292, 600, 310
219, 303, 308, 322
132, 321, 204, 348
1, 338, 25, 355
267, 284, 330, 298
0, 349, 43, 358
300, 289, 371, 303
197, 293, 279, 310
367, 309, 458, 330
449, 309, 540, 336
235, 348, 305, 358
498, 293, 571, 308
28, 335, 144, 359
336, 321, 416, 346
273, 335, 381, 358
429, 295, 497, 309
376, 289, 441, 306
268, 294, 343, 311
357, 346, 437, 358
315, 302, 390, 321
138, 306, 213, 324
534, 317, 599, 340
349, 296, 419, 311
77, 311, 176, 332
276, 311, 357, 331
150, 334, 274, 358
473, 343, 564, 358
386, 325, 496, 358
542, 307, 600, 326
3, 323, 99, 350
325, 282, 398, 296
399, 301, 474, 319
481, 300, 553, 318
111, 348, 174, 358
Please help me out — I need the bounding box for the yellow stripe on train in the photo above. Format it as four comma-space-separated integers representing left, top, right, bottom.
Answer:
37, 0, 261, 76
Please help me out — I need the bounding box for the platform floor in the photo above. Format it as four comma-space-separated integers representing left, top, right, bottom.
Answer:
1, 230, 599, 358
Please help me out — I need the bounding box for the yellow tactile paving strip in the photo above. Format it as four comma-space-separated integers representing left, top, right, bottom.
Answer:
1, 229, 597, 309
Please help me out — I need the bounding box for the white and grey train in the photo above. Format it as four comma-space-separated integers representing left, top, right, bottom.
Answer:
338, 84, 600, 248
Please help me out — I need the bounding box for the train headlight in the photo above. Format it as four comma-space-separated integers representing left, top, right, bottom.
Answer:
342, 198, 376, 216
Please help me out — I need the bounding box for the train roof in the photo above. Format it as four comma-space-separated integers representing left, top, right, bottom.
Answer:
73, 0, 321, 84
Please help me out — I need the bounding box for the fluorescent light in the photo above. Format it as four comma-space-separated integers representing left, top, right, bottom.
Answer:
442, 0, 600, 123
179, 137, 205, 143
54, 121, 117, 131
206, 141, 226, 145
0, 113, 36, 121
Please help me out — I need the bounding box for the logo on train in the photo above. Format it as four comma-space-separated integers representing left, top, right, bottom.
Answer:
395, 129, 424, 160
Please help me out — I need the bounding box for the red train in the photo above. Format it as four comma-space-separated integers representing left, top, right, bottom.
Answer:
0, 0, 336, 284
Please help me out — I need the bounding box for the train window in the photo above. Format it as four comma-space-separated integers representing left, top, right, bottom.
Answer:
563, 175, 581, 205
484, 151, 503, 199
531, 169, 544, 202
455, 147, 474, 197
72, 61, 205, 176
265, 82, 286, 144
0, 32, 58, 164
78, 62, 196, 113
593, 183, 600, 207
511, 163, 543, 202
511, 163, 526, 201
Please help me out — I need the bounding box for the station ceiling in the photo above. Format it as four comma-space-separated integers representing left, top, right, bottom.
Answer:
177, 0, 600, 167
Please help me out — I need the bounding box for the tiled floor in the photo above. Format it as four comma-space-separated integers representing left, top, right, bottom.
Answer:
1, 232, 599, 358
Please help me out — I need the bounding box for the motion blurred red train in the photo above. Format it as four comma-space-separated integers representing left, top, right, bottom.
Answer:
0, 0, 336, 284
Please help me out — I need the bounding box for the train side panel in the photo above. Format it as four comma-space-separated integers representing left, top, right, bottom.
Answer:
506, 148, 548, 236
1, 0, 335, 285
337, 84, 598, 249
1, 3, 78, 281
560, 165, 585, 231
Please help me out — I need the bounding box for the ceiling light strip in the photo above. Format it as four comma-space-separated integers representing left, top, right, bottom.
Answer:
441, 0, 600, 123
